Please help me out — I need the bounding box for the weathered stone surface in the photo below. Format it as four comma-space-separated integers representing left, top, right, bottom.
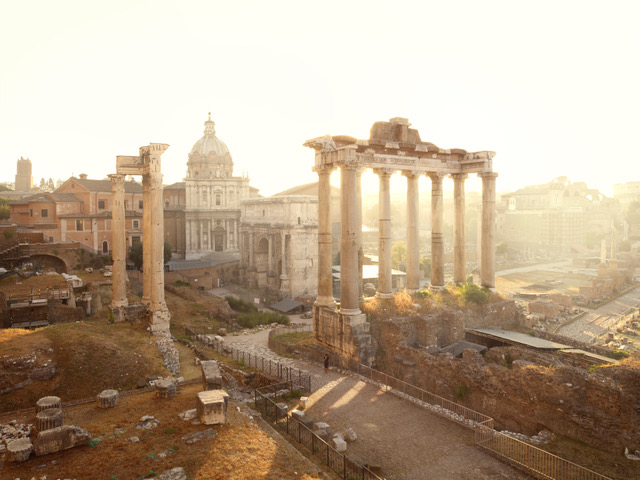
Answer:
36, 395, 61, 413
7, 437, 32, 462
96, 389, 119, 408
155, 378, 178, 398
156, 336, 180, 375
197, 390, 229, 425
158, 467, 187, 480
201, 360, 222, 391
314, 422, 329, 431
33, 425, 91, 456
36, 408, 63, 432
290, 409, 305, 421
344, 427, 357, 442
299, 396, 309, 409
333, 436, 347, 452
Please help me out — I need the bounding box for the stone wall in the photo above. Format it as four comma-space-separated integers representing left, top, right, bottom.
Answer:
314, 306, 375, 365
369, 312, 640, 453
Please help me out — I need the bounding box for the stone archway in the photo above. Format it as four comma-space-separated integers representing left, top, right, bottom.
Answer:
30, 254, 67, 274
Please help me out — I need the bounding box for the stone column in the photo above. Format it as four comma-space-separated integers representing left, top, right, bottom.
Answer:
479, 172, 498, 288
233, 219, 238, 250
109, 174, 127, 308
375, 168, 393, 298
314, 165, 335, 307
356, 168, 363, 298
341, 165, 361, 313
267, 233, 274, 274
280, 232, 290, 297
429, 173, 444, 289
404, 171, 420, 293
248, 231, 257, 288
141, 175, 151, 305
452, 173, 468, 284
185, 219, 191, 254
149, 172, 166, 312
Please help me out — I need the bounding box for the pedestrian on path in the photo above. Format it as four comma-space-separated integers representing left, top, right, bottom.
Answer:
324, 354, 329, 374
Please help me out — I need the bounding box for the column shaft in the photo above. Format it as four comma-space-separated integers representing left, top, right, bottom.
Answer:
267, 233, 273, 273
480, 172, 498, 288
356, 169, 363, 298
110, 174, 127, 308
452, 174, 468, 284
340, 166, 361, 313
430, 173, 444, 288
315, 167, 335, 306
149, 171, 166, 311
376, 169, 393, 298
405, 171, 420, 292
142, 176, 151, 304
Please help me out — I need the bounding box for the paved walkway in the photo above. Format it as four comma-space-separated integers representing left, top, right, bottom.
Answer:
222, 334, 532, 479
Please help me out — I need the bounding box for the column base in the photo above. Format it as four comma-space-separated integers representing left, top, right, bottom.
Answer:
375, 292, 393, 299
339, 307, 361, 316
429, 285, 445, 293
315, 296, 336, 308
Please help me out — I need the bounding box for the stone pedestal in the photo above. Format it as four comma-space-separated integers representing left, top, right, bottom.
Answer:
155, 378, 178, 398
197, 390, 229, 425
97, 389, 119, 408
36, 396, 61, 413
33, 425, 91, 456
7, 438, 32, 462
201, 360, 223, 390
36, 408, 63, 432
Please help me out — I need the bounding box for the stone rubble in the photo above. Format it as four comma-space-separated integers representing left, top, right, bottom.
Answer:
135, 415, 160, 430
157, 466, 187, 480
181, 428, 217, 444
1, 421, 33, 443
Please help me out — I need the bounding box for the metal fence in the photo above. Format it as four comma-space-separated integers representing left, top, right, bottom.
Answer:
475, 422, 612, 480
185, 326, 311, 392
254, 381, 383, 480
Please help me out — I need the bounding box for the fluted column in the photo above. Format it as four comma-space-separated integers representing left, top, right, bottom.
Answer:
340, 165, 361, 313
142, 175, 151, 305
375, 168, 393, 298
404, 171, 420, 293
109, 174, 127, 308
452, 173, 468, 284
314, 165, 335, 307
479, 172, 498, 288
429, 173, 444, 289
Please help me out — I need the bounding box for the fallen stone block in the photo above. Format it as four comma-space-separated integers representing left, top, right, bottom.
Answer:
197, 390, 229, 425
276, 403, 289, 413
155, 378, 178, 398
290, 409, 305, 421
33, 425, 91, 456
7, 437, 32, 462
314, 422, 330, 431
333, 437, 347, 452
299, 396, 309, 409
96, 389, 119, 408
201, 360, 223, 391
158, 467, 187, 480
344, 427, 357, 442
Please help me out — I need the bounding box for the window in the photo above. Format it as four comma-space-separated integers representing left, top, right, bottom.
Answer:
216, 194, 221, 206
138, 200, 143, 209
41, 209, 48, 218
133, 220, 139, 229
102, 241, 109, 254
76, 220, 83, 231
29, 209, 33, 217
124, 200, 128, 209
98, 200, 105, 209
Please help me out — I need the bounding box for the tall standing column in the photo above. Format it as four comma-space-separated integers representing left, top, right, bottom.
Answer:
356, 168, 363, 298
110, 174, 127, 308
340, 165, 361, 313
375, 169, 393, 298
452, 173, 468, 284
314, 165, 335, 307
479, 172, 498, 288
185, 219, 191, 254
404, 171, 420, 293
280, 232, 290, 297
267, 233, 274, 274
142, 175, 151, 305
429, 173, 444, 289
149, 170, 166, 311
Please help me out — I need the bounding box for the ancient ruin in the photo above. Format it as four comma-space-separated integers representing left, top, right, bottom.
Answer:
305, 117, 497, 362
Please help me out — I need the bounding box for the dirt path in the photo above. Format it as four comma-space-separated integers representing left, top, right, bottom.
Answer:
225, 335, 532, 479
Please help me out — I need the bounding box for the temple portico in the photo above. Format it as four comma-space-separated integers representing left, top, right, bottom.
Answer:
305, 117, 497, 363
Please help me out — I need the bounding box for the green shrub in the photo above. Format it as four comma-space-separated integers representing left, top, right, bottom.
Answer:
457, 282, 489, 305
174, 280, 191, 287
225, 296, 259, 313
454, 385, 471, 401
3, 229, 14, 239
237, 311, 289, 328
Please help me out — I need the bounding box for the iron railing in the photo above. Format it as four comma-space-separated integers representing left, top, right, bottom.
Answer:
255, 381, 384, 480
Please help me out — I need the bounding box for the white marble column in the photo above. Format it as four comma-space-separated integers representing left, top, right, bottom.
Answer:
149, 170, 166, 311
404, 171, 420, 293
479, 172, 498, 289
267, 233, 274, 274
314, 165, 335, 307
109, 174, 127, 308
341, 165, 361, 313
185, 219, 191, 253
452, 173, 468, 284
429, 173, 444, 289
375, 168, 393, 299
356, 168, 363, 298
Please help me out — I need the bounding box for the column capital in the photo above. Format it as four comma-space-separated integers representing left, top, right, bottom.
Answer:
450, 173, 469, 181
373, 167, 395, 177
402, 170, 424, 179
312, 164, 334, 175
108, 174, 126, 189
428, 171, 446, 182
478, 171, 498, 179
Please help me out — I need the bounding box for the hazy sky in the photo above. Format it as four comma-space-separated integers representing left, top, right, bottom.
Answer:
1, 0, 639, 197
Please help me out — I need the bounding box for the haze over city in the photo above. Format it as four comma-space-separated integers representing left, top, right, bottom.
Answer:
2, 0, 639, 196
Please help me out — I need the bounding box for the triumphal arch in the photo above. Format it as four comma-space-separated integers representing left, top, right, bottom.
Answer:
109, 143, 171, 334
304, 117, 497, 364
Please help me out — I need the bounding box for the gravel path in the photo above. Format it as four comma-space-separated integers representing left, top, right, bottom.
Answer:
225, 334, 532, 479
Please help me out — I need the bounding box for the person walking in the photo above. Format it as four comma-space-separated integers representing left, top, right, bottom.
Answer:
323, 353, 329, 374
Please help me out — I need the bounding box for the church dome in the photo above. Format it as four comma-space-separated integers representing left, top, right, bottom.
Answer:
187, 113, 234, 179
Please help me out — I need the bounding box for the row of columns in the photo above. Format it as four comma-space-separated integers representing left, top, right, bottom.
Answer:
315, 166, 497, 316
185, 218, 238, 252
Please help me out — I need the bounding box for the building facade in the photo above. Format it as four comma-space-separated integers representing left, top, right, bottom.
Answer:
183, 114, 259, 259
15, 157, 33, 192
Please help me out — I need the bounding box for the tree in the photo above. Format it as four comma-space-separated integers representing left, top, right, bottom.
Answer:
39, 178, 46, 188
496, 241, 508, 255
391, 240, 407, 271
420, 255, 431, 276
128, 240, 173, 270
